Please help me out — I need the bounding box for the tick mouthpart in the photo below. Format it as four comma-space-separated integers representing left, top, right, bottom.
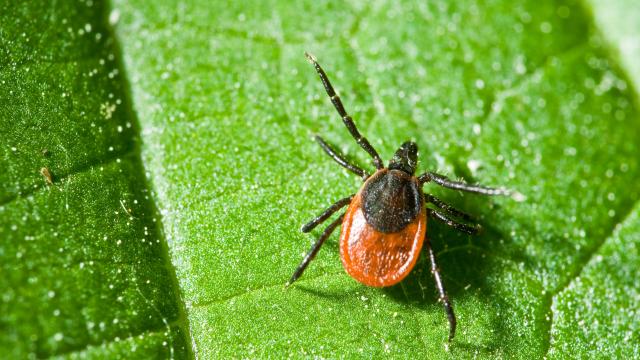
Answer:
388, 141, 418, 175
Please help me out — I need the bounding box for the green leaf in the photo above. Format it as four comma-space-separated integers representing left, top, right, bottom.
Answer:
586, 0, 640, 99
3, 0, 640, 358
0, 1, 190, 358
548, 203, 640, 358
108, 0, 640, 358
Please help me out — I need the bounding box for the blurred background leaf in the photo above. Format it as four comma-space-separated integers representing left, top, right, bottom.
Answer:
2, 0, 639, 358
0, 1, 189, 358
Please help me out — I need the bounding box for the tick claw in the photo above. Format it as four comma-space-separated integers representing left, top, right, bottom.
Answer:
510, 191, 527, 202
304, 51, 317, 64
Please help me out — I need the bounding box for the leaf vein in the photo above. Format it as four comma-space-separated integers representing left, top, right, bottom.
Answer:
464, 41, 590, 163
0, 145, 135, 206
542, 198, 640, 356
190, 270, 346, 309
46, 319, 182, 359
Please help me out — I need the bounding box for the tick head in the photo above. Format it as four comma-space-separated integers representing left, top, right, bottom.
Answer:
388, 141, 418, 175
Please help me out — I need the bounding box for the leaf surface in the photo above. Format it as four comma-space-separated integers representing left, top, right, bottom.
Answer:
3, 0, 639, 358
110, 0, 640, 358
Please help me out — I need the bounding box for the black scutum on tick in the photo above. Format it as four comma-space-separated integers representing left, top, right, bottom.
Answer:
362, 169, 422, 233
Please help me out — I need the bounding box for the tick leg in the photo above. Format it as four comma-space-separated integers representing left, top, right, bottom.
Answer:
314, 136, 368, 179
301, 195, 354, 233
427, 208, 481, 235
305, 52, 384, 169
426, 241, 457, 342
287, 213, 344, 287
419, 171, 511, 196
424, 193, 475, 222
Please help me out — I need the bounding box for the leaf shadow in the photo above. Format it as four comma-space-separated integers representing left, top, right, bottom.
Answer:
380, 204, 536, 354
294, 285, 353, 301
104, 8, 196, 358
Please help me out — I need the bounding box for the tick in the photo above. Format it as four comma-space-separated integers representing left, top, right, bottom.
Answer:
287, 53, 514, 342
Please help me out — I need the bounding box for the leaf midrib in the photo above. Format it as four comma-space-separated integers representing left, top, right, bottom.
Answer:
47, 320, 180, 359
104, 2, 197, 356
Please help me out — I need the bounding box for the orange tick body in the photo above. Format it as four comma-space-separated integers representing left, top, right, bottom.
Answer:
340, 169, 426, 287
287, 52, 511, 342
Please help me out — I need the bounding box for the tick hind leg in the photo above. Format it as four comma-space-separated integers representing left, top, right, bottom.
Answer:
425, 193, 482, 234
426, 241, 457, 342
427, 208, 481, 235
287, 213, 345, 287
301, 195, 354, 233
305, 52, 384, 169
424, 194, 475, 222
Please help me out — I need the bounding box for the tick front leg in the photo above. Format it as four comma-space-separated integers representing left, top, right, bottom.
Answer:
314, 136, 368, 179
301, 195, 354, 233
419, 171, 511, 196
287, 213, 344, 287
427, 208, 481, 235
426, 241, 457, 342
305, 52, 384, 169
